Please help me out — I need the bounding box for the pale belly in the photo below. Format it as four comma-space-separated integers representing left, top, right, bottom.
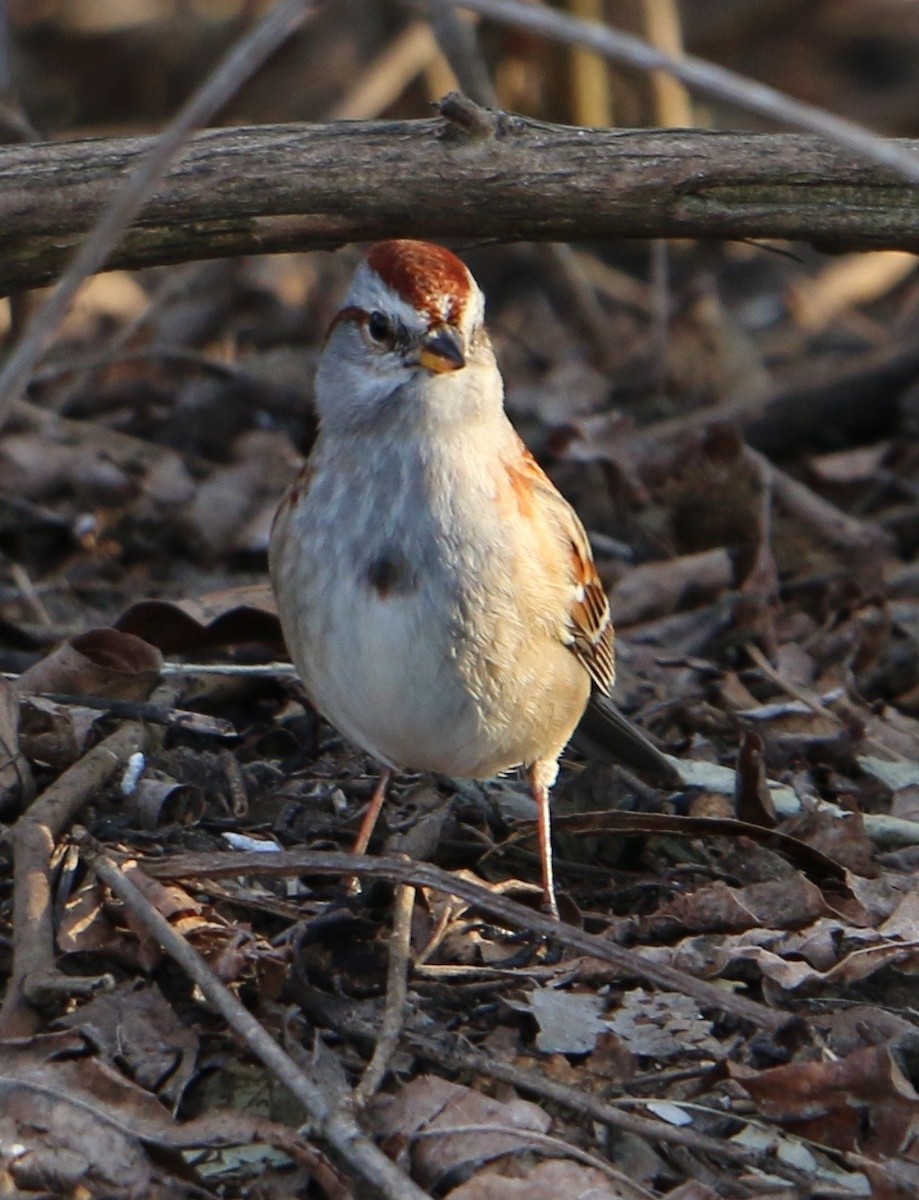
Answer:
305, 588, 487, 774
270, 430, 591, 780
274, 545, 588, 780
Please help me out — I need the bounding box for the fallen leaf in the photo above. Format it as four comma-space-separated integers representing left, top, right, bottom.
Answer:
16, 628, 163, 702
371, 1074, 551, 1192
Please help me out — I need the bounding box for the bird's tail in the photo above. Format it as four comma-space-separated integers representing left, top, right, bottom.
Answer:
574, 690, 681, 788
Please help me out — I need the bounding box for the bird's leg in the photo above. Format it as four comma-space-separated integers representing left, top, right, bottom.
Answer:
352, 766, 393, 855
340, 768, 393, 902
342, 766, 394, 898
528, 765, 559, 920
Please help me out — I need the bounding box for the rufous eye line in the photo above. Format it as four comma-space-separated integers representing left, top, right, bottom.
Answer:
325, 304, 367, 340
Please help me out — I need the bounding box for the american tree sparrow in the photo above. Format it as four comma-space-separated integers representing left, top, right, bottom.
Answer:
270, 240, 674, 918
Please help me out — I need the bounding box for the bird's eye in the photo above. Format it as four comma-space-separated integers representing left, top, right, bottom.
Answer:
366, 311, 392, 344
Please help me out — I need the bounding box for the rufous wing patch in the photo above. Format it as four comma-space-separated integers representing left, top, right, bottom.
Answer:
502, 441, 554, 519
568, 540, 615, 693
502, 436, 616, 692
271, 460, 314, 534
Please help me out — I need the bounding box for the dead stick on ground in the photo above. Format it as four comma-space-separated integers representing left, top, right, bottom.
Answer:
82, 843, 431, 1200
299, 995, 816, 1189
0, 0, 313, 434
758, 451, 895, 556
411, 1039, 819, 1190
354, 881, 416, 1108
420, 1123, 657, 1198
0, 721, 153, 1038
26, 692, 237, 739
142, 848, 791, 1035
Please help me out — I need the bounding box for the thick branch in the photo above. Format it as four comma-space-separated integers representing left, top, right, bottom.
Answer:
2, 114, 919, 292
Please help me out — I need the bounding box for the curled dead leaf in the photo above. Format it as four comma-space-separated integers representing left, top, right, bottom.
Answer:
16, 628, 163, 702
116, 583, 282, 655
371, 1074, 550, 1192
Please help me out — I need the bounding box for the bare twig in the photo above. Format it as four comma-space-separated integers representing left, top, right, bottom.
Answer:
160, 662, 295, 677
0, 0, 41, 349
448, 0, 919, 182
0, 722, 154, 1038
430, 1049, 829, 1192
744, 643, 839, 724
141, 847, 790, 1034
417, 1123, 658, 1198
754, 449, 895, 556
26, 693, 237, 740
83, 844, 432, 1200
0, 0, 314, 433
354, 881, 416, 1107
302, 1002, 817, 1189
425, 32, 620, 369
426, 5, 497, 106
641, 0, 690, 397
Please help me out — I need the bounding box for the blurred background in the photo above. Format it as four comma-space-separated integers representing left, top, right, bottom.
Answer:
10, 0, 919, 135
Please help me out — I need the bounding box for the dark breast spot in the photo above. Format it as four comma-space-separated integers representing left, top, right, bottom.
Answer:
365, 549, 419, 598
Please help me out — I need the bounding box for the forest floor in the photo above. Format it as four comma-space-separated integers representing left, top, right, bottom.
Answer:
4, 3, 919, 1198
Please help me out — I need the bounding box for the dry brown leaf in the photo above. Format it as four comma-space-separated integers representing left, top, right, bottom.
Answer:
124, 770, 206, 830
446, 1157, 633, 1199
18, 694, 103, 771
610, 548, 734, 627
662, 1184, 722, 1200
781, 801, 877, 878
0, 1053, 171, 1195
57, 981, 198, 1106
0, 1033, 321, 1196
371, 1074, 551, 1192
809, 442, 892, 485
820, 1004, 919, 1058
660, 915, 919, 994
16, 628, 163, 701
512, 987, 608, 1056
862, 706, 919, 760
732, 1040, 919, 1158
606, 988, 714, 1060
642, 876, 828, 940
58, 878, 160, 972
115, 583, 282, 655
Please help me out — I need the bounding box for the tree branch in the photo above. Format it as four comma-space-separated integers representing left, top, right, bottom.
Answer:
2, 107, 919, 294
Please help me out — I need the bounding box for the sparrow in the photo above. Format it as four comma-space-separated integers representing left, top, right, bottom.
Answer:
270, 239, 675, 918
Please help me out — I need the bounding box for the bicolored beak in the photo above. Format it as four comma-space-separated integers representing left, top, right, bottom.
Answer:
417, 323, 465, 374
